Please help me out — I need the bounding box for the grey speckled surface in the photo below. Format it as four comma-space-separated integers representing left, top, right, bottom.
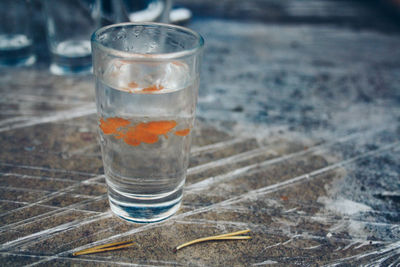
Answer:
1, 0, 400, 266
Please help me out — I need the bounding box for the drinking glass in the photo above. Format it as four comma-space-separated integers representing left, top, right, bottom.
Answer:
0, 0, 36, 67
44, 0, 100, 75
100, 0, 172, 25
91, 22, 204, 222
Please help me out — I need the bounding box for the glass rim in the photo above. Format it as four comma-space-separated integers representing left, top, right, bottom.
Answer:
91, 22, 204, 60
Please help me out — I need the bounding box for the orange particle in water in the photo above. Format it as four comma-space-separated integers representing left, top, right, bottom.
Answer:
139, 121, 177, 135
99, 117, 130, 135
99, 117, 183, 146
124, 126, 158, 146
142, 84, 164, 92
123, 120, 177, 146
175, 128, 190, 136
128, 81, 138, 88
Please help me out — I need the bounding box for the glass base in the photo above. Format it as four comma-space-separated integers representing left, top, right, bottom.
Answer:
107, 186, 183, 223
50, 62, 92, 76
0, 54, 36, 67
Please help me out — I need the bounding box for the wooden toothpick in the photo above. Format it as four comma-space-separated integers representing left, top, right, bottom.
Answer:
72, 240, 135, 256
173, 229, 251, 252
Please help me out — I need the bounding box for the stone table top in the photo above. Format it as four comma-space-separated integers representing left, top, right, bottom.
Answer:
1, 0, 400, 266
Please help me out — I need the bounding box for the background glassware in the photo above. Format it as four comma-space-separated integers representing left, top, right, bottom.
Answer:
100, 0, 172, 25
0, 0, 36, 67
44, 0, 100, 75
91, 22, 204, 223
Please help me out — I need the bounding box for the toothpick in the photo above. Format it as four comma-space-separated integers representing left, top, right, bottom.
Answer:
173, 229, 251, 252
73, 240, 135, 256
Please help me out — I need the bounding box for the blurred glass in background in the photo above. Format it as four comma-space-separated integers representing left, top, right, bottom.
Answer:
0, 0, 36, 67
44, 0, 101, 75
100, 0, 172, 25
44, 0, 173, 75
0, 0, 185, 74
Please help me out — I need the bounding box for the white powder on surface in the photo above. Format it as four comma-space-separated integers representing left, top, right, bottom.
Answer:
319, 196, 372, 215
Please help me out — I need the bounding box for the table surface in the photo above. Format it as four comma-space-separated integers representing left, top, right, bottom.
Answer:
1, 0, 400, 266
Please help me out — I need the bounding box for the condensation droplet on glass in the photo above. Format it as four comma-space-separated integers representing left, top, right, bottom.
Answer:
117, 30, 127, 40
149, 42, 157, 49
134, 26, 143, 37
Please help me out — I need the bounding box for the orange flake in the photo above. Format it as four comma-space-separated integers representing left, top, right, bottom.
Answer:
124, 125, 158, 146
139, 121, 177, 135
123, 120, 177, 146
99, 117, 182, 146
174, 128, 190, 136
128, 81, 138, 88
142, 84, 164, 92
99, 117, 130, 135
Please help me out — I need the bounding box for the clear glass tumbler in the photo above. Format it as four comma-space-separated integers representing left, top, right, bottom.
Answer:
0, 0, 36, 67
100, 0, 172, 25
91, 22, 204, 222
44, 0, 100, 75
